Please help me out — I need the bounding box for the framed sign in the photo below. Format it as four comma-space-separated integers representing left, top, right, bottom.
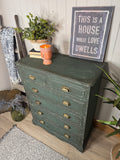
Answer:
70, 6, 114, 62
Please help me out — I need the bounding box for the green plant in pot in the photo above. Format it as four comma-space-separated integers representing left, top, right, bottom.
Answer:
10, 96, 29, 122
0, 89, 29, 122
15, 13, 56, 51
96, 66, 120, 160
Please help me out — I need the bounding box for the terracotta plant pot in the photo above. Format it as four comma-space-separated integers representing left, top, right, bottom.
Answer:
40, 44, 52, 65
110, 143, 120, 160
30, 39, 48, 51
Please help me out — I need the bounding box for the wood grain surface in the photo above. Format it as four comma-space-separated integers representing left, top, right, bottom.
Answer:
0, 111, 119, 160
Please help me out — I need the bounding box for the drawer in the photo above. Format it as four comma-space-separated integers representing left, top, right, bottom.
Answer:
23, 79, 88, 105
32, 116, 83, 146
32, 117, 84, 152
30, 105, 85, 135
20, 67, 89, 101
30, 102, 85, 127
27, 92, 86, 117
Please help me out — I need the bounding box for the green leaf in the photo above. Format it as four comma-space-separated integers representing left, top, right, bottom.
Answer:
112, 116, 117, 121
14, 27, 23, 33
29, 12, 33, 18
116, 151, 120, 159
115, 88, 120, 97
116, 119, 120, 127
97, 120, 117, 125
26, 15, 30, 19
113, 98, 120, 107
103, 101, 114, 104
116, 103, 120, 110
106, 129, 120, 137
95, 94, 113, 102
104, 88, 117, 94
97, 66, 120, 92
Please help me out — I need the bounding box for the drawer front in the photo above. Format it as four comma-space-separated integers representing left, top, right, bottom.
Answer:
30, 105, 85, 135
20, 67, 89, 101
30, 101, 85, 127
23, 79, 88, 112
32, 116, 83, 146
33, 118, 84, 152
27, 92, 86, 117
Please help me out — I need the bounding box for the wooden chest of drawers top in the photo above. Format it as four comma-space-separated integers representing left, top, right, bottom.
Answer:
17, 53, 104, 87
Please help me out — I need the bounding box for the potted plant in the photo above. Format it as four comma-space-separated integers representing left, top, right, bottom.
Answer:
96, 66, 120, 160
15, 13, 56, 51
0, 89, 29, 122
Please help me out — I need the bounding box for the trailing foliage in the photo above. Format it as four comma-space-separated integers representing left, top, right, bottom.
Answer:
96, 66, 120, 136
96, 66, 120, 159
15, 13, 56, 40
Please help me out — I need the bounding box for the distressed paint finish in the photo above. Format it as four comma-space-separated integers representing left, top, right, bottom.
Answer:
16, 53, 104, 152
0, 0, 120, 123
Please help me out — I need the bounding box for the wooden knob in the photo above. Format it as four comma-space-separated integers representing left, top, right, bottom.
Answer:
61, 87, 70, 93
64, 134, 70, 139
64, 124, 70, 130
40, 120, 45, 124
32, 88, 38, 93
63, 113, 70, 119
63, 100, 70, 106
29, 75, 36, 80
35, 100, 41, 105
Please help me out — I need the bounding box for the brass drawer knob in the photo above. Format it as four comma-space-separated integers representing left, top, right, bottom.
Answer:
29, 75, 36, 80
64, 124, 70, 130
64, 134, 70, 139
35, 100, 41, 105
38, 111, 43, 115
32, 88, 38, 93
40, 120, 45, 124
62, 87, 70, 93
63, 113, 70, 119
63, 100, 70, 106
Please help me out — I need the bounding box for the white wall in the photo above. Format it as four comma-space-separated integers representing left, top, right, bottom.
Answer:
0, 0, 120, 121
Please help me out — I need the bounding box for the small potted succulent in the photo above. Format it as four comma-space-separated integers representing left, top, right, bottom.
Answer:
96, 66, 120, 160
15, 13, 56, 51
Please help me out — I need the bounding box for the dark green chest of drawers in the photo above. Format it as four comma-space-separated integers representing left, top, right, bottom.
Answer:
16, 53, 104, 152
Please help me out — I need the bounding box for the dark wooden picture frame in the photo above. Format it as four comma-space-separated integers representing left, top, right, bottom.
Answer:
70, 6, 114, 62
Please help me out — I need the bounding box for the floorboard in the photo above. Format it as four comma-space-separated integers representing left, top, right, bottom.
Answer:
0, 111, 119, 160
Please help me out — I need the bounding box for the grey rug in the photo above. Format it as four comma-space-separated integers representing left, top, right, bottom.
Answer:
0, 126, 68, 160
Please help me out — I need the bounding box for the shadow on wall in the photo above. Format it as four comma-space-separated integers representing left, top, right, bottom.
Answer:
95, 70, 109, 120
95, 62, 120, 121
63, 40, 70, 55
108, 62, 120, 84
52, 44, 59, 54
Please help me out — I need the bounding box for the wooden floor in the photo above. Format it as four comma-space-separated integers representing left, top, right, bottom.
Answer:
0, 111, 119, 160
